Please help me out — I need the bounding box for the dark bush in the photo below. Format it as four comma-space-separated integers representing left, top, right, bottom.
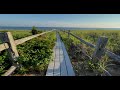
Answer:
31, 26, 38, 35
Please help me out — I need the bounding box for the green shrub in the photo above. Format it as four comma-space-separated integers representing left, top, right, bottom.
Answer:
0, 31, 56, 76
31, 26, 38, 35
16, 35, 55, 74
0, 51, 10, 75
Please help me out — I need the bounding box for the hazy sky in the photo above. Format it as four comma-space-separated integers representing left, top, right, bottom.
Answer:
0, 14, 120, 28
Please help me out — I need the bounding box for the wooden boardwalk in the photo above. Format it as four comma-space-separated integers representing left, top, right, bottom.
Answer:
46, 32, 75, 76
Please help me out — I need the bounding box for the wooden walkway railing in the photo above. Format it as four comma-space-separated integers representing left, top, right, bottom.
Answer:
60, 30, 120, 76
0, 30, 54, 52
0, 30, 54, 76
63, 30, 120, 63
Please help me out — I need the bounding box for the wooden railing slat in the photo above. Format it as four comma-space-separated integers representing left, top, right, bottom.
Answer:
105, 49, 120, 62
15, 30, 54, 45
0, 43, 9, 51
2, 65, 17, 76
63, 30, 120, 62
64, 31, 95, 48
0, 30, 54, 52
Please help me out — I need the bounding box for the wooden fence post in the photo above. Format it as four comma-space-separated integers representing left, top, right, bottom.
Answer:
92, 36, 108, 59
2, 32, 20, 76
4, 32, 19, 63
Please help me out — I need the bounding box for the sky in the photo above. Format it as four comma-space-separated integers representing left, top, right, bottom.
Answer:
0, 14, 120, 28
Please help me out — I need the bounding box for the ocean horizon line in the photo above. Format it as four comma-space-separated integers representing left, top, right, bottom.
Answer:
1, 26, 120, 30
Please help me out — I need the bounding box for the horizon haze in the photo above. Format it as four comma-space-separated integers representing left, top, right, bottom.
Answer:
0, 14, 120, 28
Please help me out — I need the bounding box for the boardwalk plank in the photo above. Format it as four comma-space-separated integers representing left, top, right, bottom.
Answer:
46, 61, 54, 76
54, 61, 60, 76
46, 45, 56, 76
46, 32, 75, 76
62, 42, 75, 76
60, 54, 67, 76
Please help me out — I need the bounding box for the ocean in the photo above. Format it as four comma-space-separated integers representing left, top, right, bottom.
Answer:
0, 26, 120, 30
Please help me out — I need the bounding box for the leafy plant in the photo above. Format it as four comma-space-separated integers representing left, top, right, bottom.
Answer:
0, 30, 56, 76
31, 26, 38, 35
0, 51, 10, 75
15, 32, 55, 75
